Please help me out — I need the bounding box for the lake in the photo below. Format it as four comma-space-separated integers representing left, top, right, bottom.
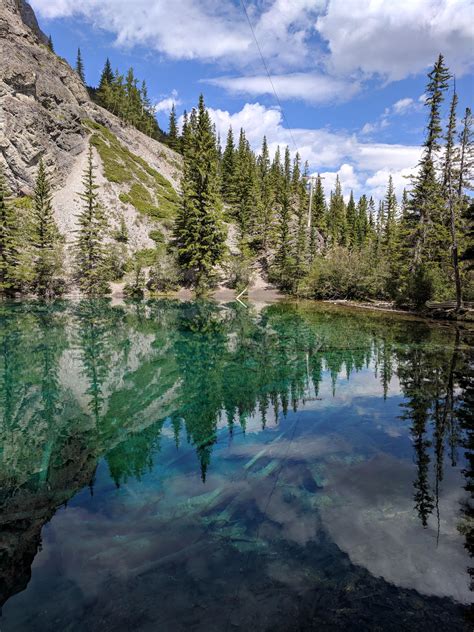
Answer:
0, 300, 472, 631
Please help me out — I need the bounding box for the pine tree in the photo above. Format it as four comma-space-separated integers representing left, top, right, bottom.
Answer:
355, 194, 369, 246
383, 175, 398, 255
221, 127, 237, 207
410, 55, 450, 271
100, 58, 114, 87
293, 159, 309, 287
273, 147, 293, 290
441, 88, 463, 307
327, 176, 346, 246
0, 168, 19, 296
456, 107, 473, 199
76, 48, 85, 83
234, 129, 259, 239
345, 191, 357, 247
180, 110, 189, 155
31, 160, 64, 297
168, 104, 179, 151
73, 146, 110, 296
47, 35, 54, 53
97, 58, 114, 107
257, 136, 274, 254
173, 95, 225, 294
309, 175, 326, 258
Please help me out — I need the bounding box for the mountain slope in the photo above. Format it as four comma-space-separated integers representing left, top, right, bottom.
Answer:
0, 0, 182, 255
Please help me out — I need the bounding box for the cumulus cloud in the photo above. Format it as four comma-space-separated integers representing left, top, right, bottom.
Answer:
30, 0, 322, 69
206, 102, 421, 201
153, 90, 181, 114
30, 0, 474, 92
316, 0, 474, 80
31, 0, 252, 60
205, 72, 360, 105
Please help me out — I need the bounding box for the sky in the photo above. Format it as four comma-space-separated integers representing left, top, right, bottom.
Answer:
30, 0, 474, 201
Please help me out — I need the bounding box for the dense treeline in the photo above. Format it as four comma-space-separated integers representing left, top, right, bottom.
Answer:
0, 55, 472, 307
92, 59, 166, 142
173, 54, 473, 306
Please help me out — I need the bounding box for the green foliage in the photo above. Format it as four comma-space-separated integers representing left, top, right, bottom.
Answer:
148, 229, 165, 244
30, 160, 65, 297
124, 252, 146, 298
73, 145, 111, 296
301, 245, 389, 301
0, 168, 20, 296
227, 245, 253, 293
75, 48, 85, 83
173, 95, 226, 294
168, 105, 179, 151
148, 249, 180, 293
113, 215, 129, 243
94, 63, 164, 142
85, 120, 179, 221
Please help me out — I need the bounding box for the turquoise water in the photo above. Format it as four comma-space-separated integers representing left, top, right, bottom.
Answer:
0, 300, 472, 631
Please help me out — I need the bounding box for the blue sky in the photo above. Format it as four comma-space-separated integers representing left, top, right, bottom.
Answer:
30, 0, 473, 200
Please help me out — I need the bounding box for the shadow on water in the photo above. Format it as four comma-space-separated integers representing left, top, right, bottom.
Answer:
0, 299, 472, 630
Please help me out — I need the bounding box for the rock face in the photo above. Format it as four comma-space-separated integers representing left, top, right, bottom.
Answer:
0, 0, 91, 193
0, 0, 181, 256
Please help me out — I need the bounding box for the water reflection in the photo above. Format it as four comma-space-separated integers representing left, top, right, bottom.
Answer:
0, 300, 472, 630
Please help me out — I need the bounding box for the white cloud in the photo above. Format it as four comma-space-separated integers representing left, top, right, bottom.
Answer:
30, 1, 474, 85
31, 0, 252, 60
316, 0, 474, 80
318, 164, 361, 202
30, 0, 323, 69
361, 96, 423, 136
205, 72, 360, 105
393, 98, 415, 115
206, 102, 421, 201
153, 90, 181, 114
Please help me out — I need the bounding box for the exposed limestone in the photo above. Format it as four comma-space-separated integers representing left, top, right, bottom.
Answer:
0, 0, 182, 254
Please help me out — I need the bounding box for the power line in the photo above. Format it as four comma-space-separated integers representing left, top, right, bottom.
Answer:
239, 0, 300, 156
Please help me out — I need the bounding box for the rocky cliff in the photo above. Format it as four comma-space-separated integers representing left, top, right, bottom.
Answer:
0, 0, 182, 255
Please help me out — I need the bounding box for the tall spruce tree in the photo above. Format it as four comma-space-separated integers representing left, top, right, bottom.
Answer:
327, 176, 346, 246
174, 95, 225, 294
75, 48, 85, 83
31, 160, 64, 297
273, 147, 293, 290
410, 55, 450, 274
257, 136, 274, 253
383, 175, 398, 256
0, 168, 19, 296
355, 194, 369, 247
293, 158, 309, 287
309, 175, 326, 258
73, 146, 110, 296
47, 35, 54, 53
168, 104, 179, 151
234, 129, 259, 239
441, 88, 463, 307
345, 191, 357, 247
221, 127, 238, 207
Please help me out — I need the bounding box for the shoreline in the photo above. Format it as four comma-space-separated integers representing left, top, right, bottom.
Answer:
3, 291, 473, 326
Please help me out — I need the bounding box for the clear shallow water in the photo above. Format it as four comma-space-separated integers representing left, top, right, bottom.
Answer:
0, 299, 472, 631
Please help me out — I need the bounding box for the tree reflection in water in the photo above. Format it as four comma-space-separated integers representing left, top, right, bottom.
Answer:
0, 300, 472, 629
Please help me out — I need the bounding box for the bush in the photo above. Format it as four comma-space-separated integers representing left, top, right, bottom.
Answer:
406, 265, 434, 309
300, 246, 389, 301
148, 250, 180, 293
227, 255, 253, 292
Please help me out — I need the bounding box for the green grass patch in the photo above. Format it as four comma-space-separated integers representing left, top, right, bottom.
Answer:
83, 119, 180, 220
